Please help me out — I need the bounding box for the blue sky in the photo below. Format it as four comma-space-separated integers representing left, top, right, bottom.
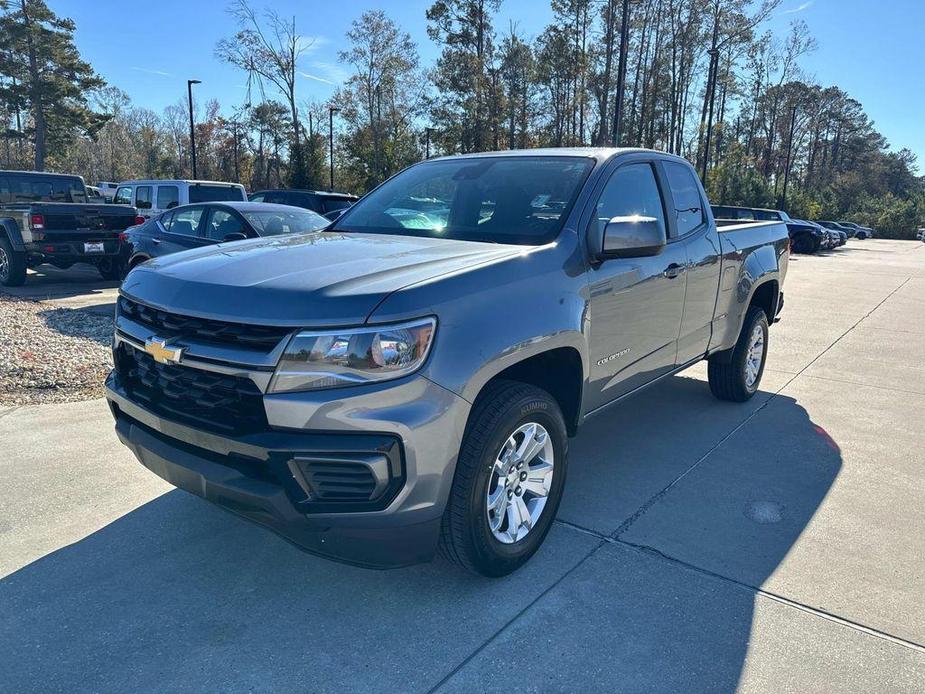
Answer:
54, 0, 924, 168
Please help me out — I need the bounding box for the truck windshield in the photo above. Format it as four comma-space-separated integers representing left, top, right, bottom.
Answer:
332, 156, 595, 245
0, 174, 87, 203
189, 184, 245, 203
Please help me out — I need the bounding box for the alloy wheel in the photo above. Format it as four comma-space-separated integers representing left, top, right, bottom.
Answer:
744, 323, 765, 389
485, 422, 555, 544
0, 245, 9, 283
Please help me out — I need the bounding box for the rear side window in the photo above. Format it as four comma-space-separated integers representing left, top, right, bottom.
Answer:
663, 162, 705, 236
156, 185, 179, 209
0, 173, 87, 203
752, 209, 781, 221
591, 162, 667, 241
114, 186, 133, 205
205, 209, 246, 240
165, 207, 204, 236
135, 185, 153, 209
322, 198, 352, 213
188, 184, 245, 203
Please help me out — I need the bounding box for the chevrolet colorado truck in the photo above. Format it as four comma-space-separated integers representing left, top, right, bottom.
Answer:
106, 148, 788, 576
0, 170, 139, 285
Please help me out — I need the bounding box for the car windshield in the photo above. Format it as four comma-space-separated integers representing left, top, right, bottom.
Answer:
189, 184, 245, 203
243, 209, 329, 236
332, 156, 595, 245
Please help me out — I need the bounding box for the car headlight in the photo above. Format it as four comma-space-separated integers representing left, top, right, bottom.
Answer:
268, 317, 437, 393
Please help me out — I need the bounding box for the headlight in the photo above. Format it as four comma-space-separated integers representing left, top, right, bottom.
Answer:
268, 317, 437, 393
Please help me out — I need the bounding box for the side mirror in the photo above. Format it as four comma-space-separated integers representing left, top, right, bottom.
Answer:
602, 216, 666, 258
222, 232, 247, 242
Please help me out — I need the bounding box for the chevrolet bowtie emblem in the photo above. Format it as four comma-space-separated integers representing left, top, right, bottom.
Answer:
144, 337, 185, 365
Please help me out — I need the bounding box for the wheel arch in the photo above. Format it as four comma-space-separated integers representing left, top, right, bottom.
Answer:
469, 346, 585, 437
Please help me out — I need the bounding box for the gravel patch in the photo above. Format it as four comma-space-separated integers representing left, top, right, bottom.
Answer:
0, 295, 113, 405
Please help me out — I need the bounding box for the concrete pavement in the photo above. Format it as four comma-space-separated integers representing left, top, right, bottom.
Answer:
2, 239, 924, 692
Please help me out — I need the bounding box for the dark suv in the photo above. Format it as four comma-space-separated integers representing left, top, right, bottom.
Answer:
249, 189, 357, 219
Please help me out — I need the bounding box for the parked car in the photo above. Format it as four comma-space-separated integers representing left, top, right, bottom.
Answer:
711, 205, 823, 254
122, 201, 329, 272
113, 179, 247, 222
916, 228, 925, 241
85, 185, 106, 204
96, 181, 119, 202
107, 148, 789, 576
0, 170, 139, 285
837, 221, 874, 239
817, 220, 856, 238
784, 218, 828, 254
248, 189, 358, 217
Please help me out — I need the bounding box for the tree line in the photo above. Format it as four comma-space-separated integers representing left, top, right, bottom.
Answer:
1, 0, 922, 236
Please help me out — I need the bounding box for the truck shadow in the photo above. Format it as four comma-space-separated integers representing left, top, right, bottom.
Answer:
0, 375, 839, 692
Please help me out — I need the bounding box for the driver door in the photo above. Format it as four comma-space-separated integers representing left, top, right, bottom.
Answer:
585, 160, 688, 412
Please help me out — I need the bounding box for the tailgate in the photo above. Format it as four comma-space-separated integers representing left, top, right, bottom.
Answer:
39, 203, 138, 234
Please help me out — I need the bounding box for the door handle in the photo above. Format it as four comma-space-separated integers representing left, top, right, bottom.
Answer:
663, 263, 686, 279
152, 237, 161, 244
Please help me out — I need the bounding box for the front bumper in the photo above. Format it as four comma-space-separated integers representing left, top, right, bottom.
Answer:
106, 368, 469, 569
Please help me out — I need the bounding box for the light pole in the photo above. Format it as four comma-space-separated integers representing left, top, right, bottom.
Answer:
187, 79, 201, 179
425, 127, 434, 159
611, 0, 631, 147
328, 106, 339, 191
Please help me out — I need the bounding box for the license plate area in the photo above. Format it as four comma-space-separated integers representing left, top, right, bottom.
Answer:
84, 241, 105, 253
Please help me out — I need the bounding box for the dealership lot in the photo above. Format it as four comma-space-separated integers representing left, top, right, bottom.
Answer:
1, 240, 924, 692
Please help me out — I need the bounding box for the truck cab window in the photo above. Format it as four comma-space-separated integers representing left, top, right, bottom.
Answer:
591, 163, 666, 241
663, 161, 705, 236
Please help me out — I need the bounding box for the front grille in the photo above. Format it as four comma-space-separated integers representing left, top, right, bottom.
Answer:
115, 344, 267, 435
118, 297, 291, 350
300, 461, 378, 501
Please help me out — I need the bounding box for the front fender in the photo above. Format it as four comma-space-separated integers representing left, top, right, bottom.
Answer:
367, 232, 591, 405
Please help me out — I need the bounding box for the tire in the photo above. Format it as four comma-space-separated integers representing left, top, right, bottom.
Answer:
0, 236, 27, 287
439, 380, 568, 577
96, 257, 125, 281
856, 232, 866, 240
792, 234, 815, 254
708, 306, 769, 402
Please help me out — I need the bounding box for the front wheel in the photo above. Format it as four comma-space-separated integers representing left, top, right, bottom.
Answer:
439, 380, 568, 577
708, 306, 769, 402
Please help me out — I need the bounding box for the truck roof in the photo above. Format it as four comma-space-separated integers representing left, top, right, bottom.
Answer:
116, 179, 244, 186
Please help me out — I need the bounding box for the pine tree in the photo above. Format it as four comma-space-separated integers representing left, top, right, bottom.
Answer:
0, 0, 106, 170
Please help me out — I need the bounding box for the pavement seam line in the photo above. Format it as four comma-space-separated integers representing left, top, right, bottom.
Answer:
610, 275, 912, 539
426, 535, 607, 694
553, 519, 925, 656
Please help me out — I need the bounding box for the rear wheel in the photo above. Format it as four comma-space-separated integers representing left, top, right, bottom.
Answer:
439, 380, 568, 577
0, 236, 27, 287
708, 306, 769, 402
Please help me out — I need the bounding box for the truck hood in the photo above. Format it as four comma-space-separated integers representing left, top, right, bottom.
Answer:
121, 231, 524, 326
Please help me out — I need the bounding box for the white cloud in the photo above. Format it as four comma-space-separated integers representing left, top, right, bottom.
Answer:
296, 35, 329, 54
782, 1, 813, 13
310, 61, 350, 83
298, 71, 336, 86
130, 66, 173, 77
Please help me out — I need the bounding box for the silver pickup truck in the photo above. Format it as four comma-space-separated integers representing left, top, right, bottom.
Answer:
106, 148, 788, 576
